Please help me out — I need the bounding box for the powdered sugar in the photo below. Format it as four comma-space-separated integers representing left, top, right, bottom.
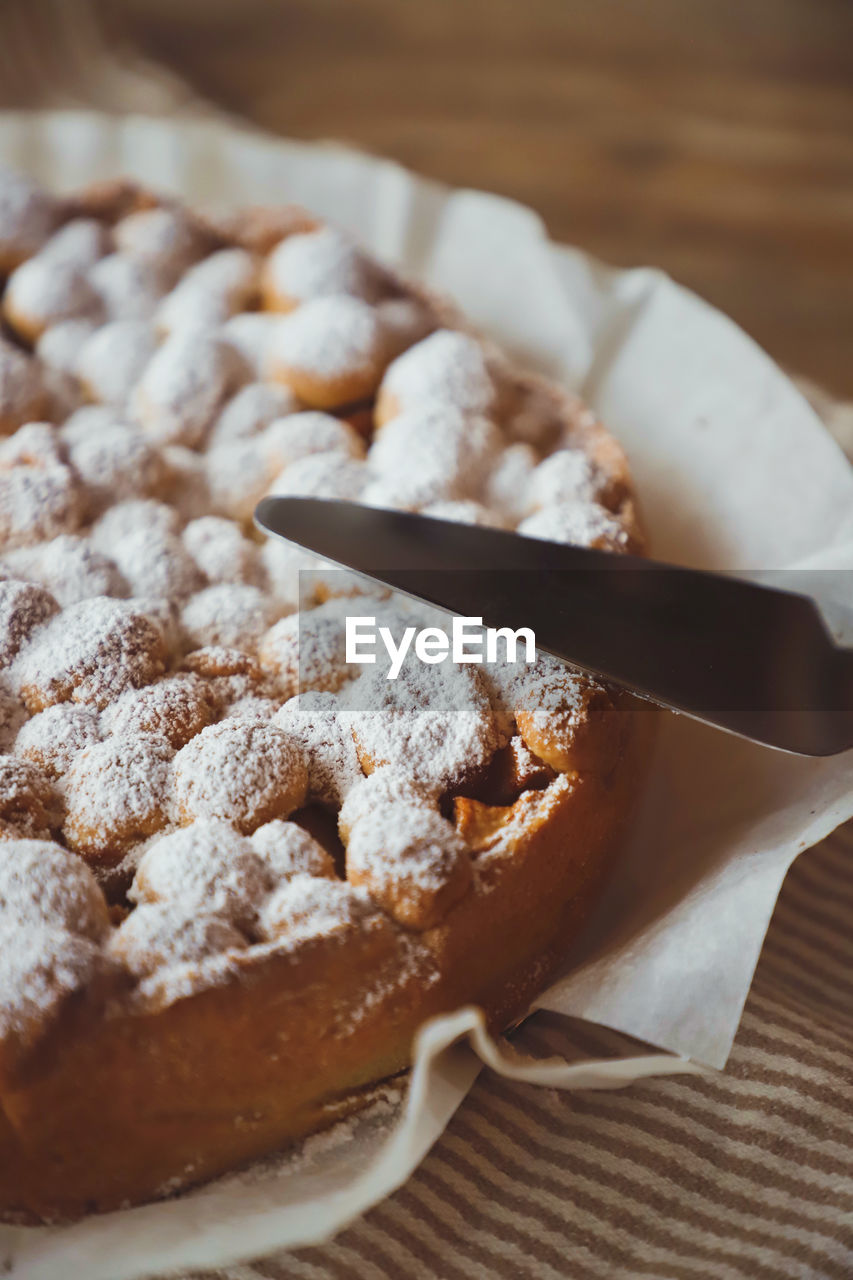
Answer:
204, 437, 277, 522
377, 328, 495, 421
157, 248, 258, 334
263, 411, 364, 472
267, 294, 386, 398
67, 421, 166, 511
75, 320, 159, 406
88, 252, 168, 323
114, 206, 207, 279
0, 836, 109, 936
4, 256, 102, 339
524, 448, 606, 513
344, 652, 500, 795
111, 903, 248, 977
13, 596, 167, 712
421, 499, 505, 527
181, 582, 278, 651
259, 600, 353, 697
59, 402, 120, 444
518, 500, 629, 550
366, 406, 500, 509
250, 818, 336, 881
36, 319, 98, 379
62, 734, 175, 861
41, 218, 110, 269
132, 330, 246, 447
14, 703, 102, 778
219, 313, 286, 378
199, 672, 268, 719
4, 534, 128, 605
263, 225, 383, 309
101, 674, 215, 748
482, 648, 575, 729
273, 691, 363, 806
337, 767, 434, 841
0, 456, 83, 549
89, 498, 179, 549
110, 526, 204, 602
0, 424, 85, 549
209, 381, 298, 446
0, 421, 63, 469
131, 820, 270, 928
181, 645, 262, 680
346, 802, 472, 929
220, 692, 280, 726
260, 537, 322, 610
172, 721, 308, 833
259, 874, 383, 946
484, 442, 537, 522
182, 516, 264, 586
268, 451, 367, 501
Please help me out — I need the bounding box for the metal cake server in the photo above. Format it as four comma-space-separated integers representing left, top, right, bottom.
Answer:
254, 496, 853, 757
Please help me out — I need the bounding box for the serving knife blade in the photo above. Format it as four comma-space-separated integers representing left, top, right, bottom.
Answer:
254, 496, 853, 757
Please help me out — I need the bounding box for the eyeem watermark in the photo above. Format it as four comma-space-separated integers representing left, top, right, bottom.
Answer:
346, 615, 537, 679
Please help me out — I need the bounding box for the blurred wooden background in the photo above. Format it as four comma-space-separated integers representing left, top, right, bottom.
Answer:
95, 0, 853, 398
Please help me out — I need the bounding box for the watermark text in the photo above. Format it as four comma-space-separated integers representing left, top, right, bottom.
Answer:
345, 615, 536, 679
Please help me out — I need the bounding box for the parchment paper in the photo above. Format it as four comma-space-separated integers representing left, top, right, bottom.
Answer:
1, 111, 852, 1280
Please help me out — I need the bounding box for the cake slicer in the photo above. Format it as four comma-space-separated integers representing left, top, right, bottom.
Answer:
255, 496, 853, 758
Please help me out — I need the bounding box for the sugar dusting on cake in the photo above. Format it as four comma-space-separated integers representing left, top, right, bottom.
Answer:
0, 163, 634, 1052
159, 1075, 408, 1201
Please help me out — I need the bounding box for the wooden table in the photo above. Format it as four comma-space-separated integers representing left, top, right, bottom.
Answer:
104, 0, 853, 399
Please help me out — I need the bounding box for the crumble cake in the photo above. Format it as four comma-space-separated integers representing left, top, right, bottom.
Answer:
0, 166, 646, 1221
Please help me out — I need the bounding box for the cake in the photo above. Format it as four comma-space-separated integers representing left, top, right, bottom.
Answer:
0, 167, 646, 1222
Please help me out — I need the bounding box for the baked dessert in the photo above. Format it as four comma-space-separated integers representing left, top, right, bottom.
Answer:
0, 166, 646, 1223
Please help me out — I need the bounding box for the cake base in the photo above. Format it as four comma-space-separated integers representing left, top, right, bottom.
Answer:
0, 703, 652, 1224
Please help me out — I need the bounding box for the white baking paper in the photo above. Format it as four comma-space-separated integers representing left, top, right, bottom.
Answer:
1, 111, 852, 1279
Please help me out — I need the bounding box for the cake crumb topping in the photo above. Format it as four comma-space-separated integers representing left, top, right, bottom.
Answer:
0, 172, 636, 1038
